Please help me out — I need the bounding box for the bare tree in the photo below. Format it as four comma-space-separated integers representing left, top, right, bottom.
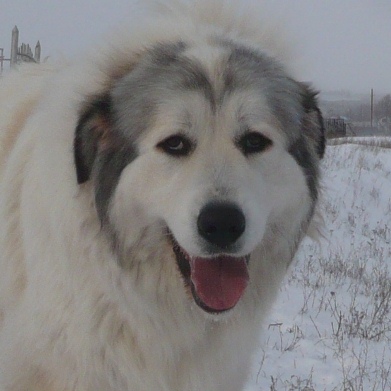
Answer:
376, 94, 391, 119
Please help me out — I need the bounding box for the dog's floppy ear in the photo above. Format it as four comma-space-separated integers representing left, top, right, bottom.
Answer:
300, 84, 326, 159
74, 95, 112, 184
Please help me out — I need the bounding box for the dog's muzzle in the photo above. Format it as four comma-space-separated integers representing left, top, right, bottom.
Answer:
170, 202, 250, 314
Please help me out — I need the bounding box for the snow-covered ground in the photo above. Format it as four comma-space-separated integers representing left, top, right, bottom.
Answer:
246, 139, 391, 391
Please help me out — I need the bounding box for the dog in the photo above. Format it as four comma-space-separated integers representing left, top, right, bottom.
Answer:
0, 1, 325, 390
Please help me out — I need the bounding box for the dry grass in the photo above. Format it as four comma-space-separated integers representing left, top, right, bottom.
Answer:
254, 139, 391, 390
327, 136, 391, 149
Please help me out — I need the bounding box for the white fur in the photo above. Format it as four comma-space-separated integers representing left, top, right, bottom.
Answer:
0, 2, 317, 390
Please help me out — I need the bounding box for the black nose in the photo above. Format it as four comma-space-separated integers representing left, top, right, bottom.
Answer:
197, 202, 246, 248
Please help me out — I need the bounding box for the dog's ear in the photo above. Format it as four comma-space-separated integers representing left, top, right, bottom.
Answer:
74, 95, 112, 184
300, 84, 326, 159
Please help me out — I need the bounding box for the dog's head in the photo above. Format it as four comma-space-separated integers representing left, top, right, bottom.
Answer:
74, 40, 324, 314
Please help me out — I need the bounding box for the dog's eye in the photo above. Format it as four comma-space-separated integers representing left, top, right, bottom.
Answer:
157, 134, 193, 156
238, 132, 273, 155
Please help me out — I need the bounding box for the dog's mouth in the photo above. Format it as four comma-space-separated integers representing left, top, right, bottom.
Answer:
169, 232, 250, 314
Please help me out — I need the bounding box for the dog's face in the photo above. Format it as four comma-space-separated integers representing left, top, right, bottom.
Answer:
74, 41, 324, 314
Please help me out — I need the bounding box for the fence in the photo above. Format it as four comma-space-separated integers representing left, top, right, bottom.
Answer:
325, 118, 347, 138
0, 26, 41, 73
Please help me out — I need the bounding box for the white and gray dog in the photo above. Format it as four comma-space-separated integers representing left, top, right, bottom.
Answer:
0, 1, 324, 390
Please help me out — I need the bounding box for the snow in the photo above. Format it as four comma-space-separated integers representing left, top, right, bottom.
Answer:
245, 139, 391, 390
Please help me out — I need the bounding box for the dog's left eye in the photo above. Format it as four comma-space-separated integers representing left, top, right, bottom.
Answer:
237, 131, 273, 155
157, 134, 193, 156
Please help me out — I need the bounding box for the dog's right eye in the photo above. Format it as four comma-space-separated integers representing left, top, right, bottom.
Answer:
237, 131, 273, 156
157, 134, 193, 156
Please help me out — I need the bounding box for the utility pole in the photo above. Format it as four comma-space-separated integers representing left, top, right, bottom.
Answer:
370, 88, 374, 128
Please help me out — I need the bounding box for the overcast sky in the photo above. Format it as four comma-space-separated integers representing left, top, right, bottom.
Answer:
1, 0, 390, 94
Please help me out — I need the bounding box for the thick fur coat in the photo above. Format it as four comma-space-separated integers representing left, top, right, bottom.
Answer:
0, 1, 325, 390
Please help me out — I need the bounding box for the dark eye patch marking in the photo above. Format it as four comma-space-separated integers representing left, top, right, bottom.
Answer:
76, 42, 217, 225
216, 42, 324, 202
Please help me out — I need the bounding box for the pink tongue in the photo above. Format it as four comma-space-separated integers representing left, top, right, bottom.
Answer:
190, 256, 249, 312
